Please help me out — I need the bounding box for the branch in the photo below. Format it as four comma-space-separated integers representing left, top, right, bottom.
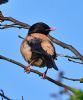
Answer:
22, 96, 24, 100
0, 11, 30, 29
62, 76, 83, 83
57, 53, 80, 59
0, 23, 23, 29
68, 59, 83, 64
62, 76, 80, 81
57, 53, 83, 64
0, 90, 12, 100
0, 55, 76, 93
48, 35, 83, 61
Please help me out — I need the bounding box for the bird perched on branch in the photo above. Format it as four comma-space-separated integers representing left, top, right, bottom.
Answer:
0, 0, 8, 5
20, 22, 58, 78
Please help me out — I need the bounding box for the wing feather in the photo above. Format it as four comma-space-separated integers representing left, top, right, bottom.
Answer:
41, 40, 56, 59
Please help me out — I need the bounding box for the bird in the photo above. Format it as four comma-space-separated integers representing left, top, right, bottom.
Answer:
20, 22, 58, 78
0, 0, 8, 5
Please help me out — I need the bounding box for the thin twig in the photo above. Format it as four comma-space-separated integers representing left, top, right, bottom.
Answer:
0, 11, 30, 29
22, 96, 24, 100
62, 76, 80, 82
0, 23, 23, 29
57, 53, 83, 64
18, 35, 25, 40
68, 59, 83, 64
0, 89, 12, 100
48, 35, 83, 61
62, 75, 83, 83
57, 54, 79, 59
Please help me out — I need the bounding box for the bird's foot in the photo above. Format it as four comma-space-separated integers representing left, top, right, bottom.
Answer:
42, 73, 46, 79
24, 59, 37, 74
42, 68, 48, 79
25, 65, 31, 74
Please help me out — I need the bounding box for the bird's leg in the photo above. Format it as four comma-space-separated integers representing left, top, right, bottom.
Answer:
25, 59, 37, 73
42, 68, 48, 79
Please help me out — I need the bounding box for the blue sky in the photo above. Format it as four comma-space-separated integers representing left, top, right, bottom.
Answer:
0, 0, 83, 100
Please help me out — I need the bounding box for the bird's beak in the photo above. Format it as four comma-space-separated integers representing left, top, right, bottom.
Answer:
49, 28, 56, 31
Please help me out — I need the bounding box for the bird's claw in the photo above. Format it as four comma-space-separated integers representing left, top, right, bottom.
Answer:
24, 66, 31, 74
41, 73, 46, 79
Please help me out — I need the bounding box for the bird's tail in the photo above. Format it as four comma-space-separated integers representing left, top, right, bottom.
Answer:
45, 58, 58, 71
52, 61, 58, 70
34, 50, 58, 70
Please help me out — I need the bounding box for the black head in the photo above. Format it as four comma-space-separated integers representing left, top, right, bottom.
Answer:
28, 22, 55, 35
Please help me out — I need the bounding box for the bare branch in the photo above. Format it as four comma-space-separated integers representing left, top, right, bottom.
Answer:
68, 59, 83, 64
0, 23, 23, 29
0, 55, 76, 93
62, 76, 80, 81
0, 11, 30, 29
62, 76, 83, 83
0, 89, 12, 100
57, 53, 80, 59
57, 53, 83, 64
22, 96, 24, 100
48, 35, 83, 61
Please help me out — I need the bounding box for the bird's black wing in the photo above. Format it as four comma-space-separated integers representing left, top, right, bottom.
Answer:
27, 38, 58, 70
